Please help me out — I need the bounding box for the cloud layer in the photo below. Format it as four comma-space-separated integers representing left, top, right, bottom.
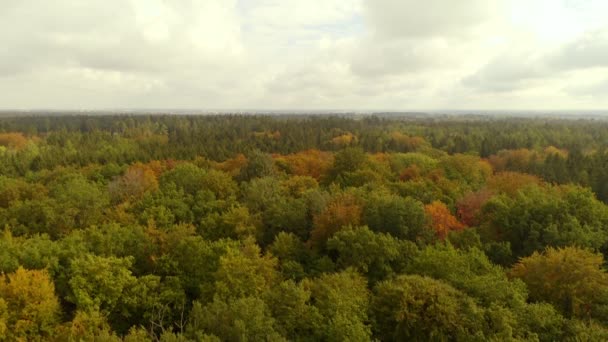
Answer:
1, 0, 607, 110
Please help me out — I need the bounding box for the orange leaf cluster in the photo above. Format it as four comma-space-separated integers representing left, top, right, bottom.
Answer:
488, 148, 537, 172
0, 132, 28, 150
425, 201, 466, 239
310, 193, 362, 248
456, 189, 494, 226
275, 149, 334, 180
108, 163, 159, 202
487, 172, 541, 196
214, 154, 248, 176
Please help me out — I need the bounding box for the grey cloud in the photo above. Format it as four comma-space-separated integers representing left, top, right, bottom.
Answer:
363, 0, 503, 39
566, 78, 608, 98
462, 53, 549, 92
548, 29, 608, 69
350, 38, 448, 78
463, 29, 608, 93
0, 0, 245, 76
349, 1, 502, 82
0, 1, 140, 75
0, 0, 607, 110
0, 0, 255, 109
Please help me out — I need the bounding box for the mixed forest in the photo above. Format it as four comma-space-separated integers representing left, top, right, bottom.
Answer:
3, 113, 608, 341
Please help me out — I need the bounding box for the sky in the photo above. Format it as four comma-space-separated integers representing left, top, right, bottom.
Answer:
1, 0, 607, 111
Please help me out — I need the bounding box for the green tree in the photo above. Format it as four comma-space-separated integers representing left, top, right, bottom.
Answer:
214, 238, 279, 300
238, 149, 276, 182
307, 269, 371, 341
326, 226, 417, 283
510, 246, 608, 319
480, 184, 608, 262
51, 174, 109, 231
407, 244, 527, 306
67, 254, 137, 314
265, 280, 323, 340
371, 275, 485, 341
363, 191, 428, 241
187, 297, 284, 342
326, 147, 369, 187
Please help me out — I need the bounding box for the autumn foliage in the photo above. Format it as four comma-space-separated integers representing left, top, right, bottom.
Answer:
389, 132, 428, 152
487, 171, 541, 196
214, 153, 248, 176
108, 163, 159, 202
331, 132, 357, 147
274, 149, 334, 180
510, 247, 608, 318
0, 132, 28, 150
425, 201, 466, 239
488, 148, 538, 171
2, 115, 608, 340
0, 267, 61, 339
310, 193, 363, 248
456, 189, 494, 226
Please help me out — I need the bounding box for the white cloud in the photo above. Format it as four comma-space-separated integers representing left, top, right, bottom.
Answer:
0, 0, 607, 110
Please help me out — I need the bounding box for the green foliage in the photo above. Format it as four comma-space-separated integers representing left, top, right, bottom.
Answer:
326, 226, 417, 283
50, 174, 109, 231
238, 149, 276, 182
407, 244, 528, 306
480, 184, 608, 262
307, 269, 371, 341
389, 152, 439, 174
363, 190, 428, 241
327, 147, 371, 187
213, 239, 279, 300
187, 298, 284, 342
158, 234, 238, 301
265, 280, 323, 340
2, 115, 608, 340
371, 275, 485, 341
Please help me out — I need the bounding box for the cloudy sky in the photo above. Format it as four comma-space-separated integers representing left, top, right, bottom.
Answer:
1, 0, 607, 110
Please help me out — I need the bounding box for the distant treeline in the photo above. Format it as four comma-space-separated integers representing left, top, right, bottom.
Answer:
3, 114, 608, 200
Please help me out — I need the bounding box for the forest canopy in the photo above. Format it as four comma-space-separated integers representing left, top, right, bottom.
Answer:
2, 114, 608, 341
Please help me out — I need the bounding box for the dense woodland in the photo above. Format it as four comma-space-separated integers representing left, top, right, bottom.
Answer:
2, 114, 608, 341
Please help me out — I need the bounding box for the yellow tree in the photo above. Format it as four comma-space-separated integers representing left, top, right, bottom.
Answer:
0, 132, 28, 150
510, 246, 608, 319
0, 267, 61, 340
275, 149, 334, 181
486, 171, 540, 196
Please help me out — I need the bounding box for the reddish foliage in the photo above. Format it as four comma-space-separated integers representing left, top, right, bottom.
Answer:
389, 132, 428, 152
425, 201, 466, 239
399, 165, 421, 181
309, 193, 362, 248
109, 163, 159, 202
456, 189, 494, 226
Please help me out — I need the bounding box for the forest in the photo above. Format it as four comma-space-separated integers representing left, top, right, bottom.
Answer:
2, 113, 608, 341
